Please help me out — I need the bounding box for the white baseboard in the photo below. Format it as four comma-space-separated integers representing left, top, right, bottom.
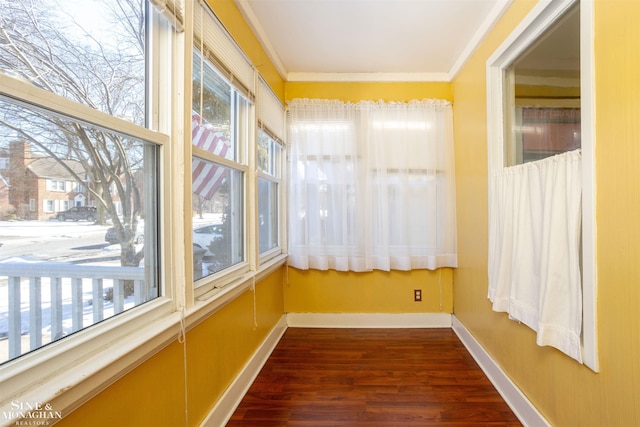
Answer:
286, 312, 452, 328
451, 315, 550, 427
200, 315, 288, 427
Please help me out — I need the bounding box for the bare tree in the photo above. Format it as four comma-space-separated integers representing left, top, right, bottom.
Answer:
0, 0, 148, 267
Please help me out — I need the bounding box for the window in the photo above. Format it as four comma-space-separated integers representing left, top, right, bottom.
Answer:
44, 199, 54, 212
46, 180, 66, 192
258, 129, 283, 255
487, 0, 597, 370
191, 50, 249, 282
0, 0, 162, 366
287, 99, 457, 272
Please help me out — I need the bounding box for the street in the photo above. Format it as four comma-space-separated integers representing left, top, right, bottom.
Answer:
0, 221, 118, 264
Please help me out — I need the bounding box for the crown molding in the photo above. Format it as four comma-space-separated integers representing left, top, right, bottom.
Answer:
235, 0, 513, 84
233, 0, 288, 79
448, 0, 514, 80
286, 72, 451, 83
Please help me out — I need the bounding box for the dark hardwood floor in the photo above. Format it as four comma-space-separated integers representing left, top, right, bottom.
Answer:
227, 328, 522, 426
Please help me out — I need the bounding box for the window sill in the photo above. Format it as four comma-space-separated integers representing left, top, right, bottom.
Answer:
0, 254, 288, 426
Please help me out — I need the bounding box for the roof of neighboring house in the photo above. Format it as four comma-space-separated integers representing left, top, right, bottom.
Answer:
26, 158, 86, 180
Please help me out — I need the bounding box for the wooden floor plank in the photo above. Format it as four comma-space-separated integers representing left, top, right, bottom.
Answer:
227, 328, 522, 426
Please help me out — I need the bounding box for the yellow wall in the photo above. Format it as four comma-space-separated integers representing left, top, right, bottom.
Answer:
283, 81, 453, 315
286, 81, 452, 103
285, 267, 452, 313
452, 0, 640, 425
206, 0, 284, 101
56, 268, 285, 427
515, 84, 580, 99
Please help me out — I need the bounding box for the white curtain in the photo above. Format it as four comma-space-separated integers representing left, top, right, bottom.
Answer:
287, 98, 457, 272
488, 149, 582, 362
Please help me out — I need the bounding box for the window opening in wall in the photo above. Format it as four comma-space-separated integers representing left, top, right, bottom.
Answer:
191, 50, 248, 282
0, 0, 161, 364
504, 3, 581, 166
258, 128, 283, 255
487, 0, 598, 371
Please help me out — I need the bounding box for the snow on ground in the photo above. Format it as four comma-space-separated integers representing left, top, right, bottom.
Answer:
0, 219, 109, 238
0, 220, 143, 362
0, 214, 223, 363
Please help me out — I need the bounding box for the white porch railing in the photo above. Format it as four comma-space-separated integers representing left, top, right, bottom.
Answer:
0, 261, 150, 362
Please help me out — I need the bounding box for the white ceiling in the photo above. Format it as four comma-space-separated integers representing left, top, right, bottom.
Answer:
234, 0, 512, 82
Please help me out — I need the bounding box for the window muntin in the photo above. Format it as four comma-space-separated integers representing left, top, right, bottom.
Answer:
0, 0, 161, 365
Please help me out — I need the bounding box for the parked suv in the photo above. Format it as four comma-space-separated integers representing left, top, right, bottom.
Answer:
56, 206, 97, 222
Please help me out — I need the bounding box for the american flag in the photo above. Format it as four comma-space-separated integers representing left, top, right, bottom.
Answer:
191, 112, 232, 200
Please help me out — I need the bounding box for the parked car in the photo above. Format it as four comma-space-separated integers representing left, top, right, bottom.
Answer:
56, 206, 97, 222
192, 224, 223, 254
105, 222, 221, 248
105, 222, 144, 244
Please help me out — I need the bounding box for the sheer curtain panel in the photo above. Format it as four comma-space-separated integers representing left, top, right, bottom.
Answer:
287, 98, 457, 272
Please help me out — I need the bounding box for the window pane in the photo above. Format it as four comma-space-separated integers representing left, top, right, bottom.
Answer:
258, 178, 278, 253
258, 129, 282, 176
0, 0, 146, 125
378, 173, 438, 249
516, 107, 581, 163
505, 5, 580, 166
257, 129, 282, 255
0, 98, 159, 365
192, 51, 239, 161
291, 160, 358, 248
192, 157, 244, 281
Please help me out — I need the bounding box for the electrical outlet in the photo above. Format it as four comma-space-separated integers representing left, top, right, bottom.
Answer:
414, 289, 422, 302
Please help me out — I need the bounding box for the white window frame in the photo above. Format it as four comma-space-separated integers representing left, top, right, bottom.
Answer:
46, 179, 65, 192
191, 52, 252, 295
0, 5, 174, 418
257, 127, 284, 262
486, 0, 597, 371
43, 199, 54, 212
256, 78, 286, 265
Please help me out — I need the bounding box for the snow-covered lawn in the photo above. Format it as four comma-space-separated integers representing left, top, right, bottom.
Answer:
0, 220, 145, 363
0, 259, 139, 362
0, 215, 222, 363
